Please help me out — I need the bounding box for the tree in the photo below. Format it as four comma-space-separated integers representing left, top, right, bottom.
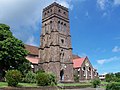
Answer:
105, 73, 115, 82
0, 24, 31, 79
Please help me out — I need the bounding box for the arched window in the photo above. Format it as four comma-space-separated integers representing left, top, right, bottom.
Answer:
64, 23, 66, 31
58, 21, 61, 31
58, 9, 61, 13
50, 21, 53, 30
45, 24, 47, 33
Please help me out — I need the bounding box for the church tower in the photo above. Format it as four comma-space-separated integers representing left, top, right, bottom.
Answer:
39, 2, 73, 82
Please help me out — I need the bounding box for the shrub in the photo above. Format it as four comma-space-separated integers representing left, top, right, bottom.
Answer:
23, 71, 36, 83
91, 78, 101, 88
36, 72, 50, 86
106, 83, 120, 90
36, 70, 45, 74
74, 74, 79, 82
48, 73, 57, 86
5, 70, 22, 87
36, 72, 57, 86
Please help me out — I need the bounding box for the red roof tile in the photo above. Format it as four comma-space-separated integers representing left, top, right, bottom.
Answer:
25, 44, 39, 56
26, 57, 39, 64
73, 57, 86, 68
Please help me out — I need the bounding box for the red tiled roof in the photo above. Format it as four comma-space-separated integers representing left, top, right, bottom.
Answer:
73, 57, 86, 68
26, 57, 39, 64
25, 44, 39, 56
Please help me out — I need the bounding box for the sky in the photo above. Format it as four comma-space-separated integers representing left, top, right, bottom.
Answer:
0, 0, 120, 74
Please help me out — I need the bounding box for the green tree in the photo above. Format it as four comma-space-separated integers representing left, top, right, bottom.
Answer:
105, 73, 115, 82
0, 24, 30, 79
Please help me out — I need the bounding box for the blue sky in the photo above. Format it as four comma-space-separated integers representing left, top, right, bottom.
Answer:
0, 0, 120, 74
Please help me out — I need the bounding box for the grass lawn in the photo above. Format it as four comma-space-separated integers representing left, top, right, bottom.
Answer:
0, 82, 37, 88
0, 82, 92, 88
0, 82, 8, 88
57, 82, 92, 87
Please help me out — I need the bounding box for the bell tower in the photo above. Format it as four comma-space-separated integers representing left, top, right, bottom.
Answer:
39, 2, 73, 82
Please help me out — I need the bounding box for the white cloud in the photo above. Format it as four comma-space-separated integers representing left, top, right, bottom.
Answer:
56, 0, 73, 10
25, 35, 37, 46
112, 46, 120, 52
97, 59, 106, 64
114, 0, 120, 6
97, 0, 106, 10
97, 56, 120, 65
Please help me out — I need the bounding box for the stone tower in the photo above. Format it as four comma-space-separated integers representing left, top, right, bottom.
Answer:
39, 2, 73, 82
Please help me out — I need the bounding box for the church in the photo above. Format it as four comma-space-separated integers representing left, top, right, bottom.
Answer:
25, 2, 98, 82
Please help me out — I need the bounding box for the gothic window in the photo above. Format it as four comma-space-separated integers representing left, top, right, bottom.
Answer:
50, 21, 53, 30
64, 23, 66, 31
63, 12, 66, 15
58, 21, 61, 31
50, 9, 52, 12
58, 9, 61, 13
47, 10, 49, 14
61, 39, 64, 44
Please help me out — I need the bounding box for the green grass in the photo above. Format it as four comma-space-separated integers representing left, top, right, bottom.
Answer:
0, 82, 8, 88
18, 83, 37, 87
0, 82, 92, 88
0, 82, 37, 88
57, 82, 92, 87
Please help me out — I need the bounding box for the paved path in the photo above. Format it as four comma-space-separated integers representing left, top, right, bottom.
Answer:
65, 88, 105, 90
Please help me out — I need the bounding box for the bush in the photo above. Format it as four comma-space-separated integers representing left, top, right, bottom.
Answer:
91, 78, 101, 88
5, 70, 22, 87
36, 72, 57, 86
106, 83, 120, 90
48, 73, 57, 86
36, 72, 50, 86
23, 71, 36, 83
35, 70, 45, 74
74, 74, 79, 82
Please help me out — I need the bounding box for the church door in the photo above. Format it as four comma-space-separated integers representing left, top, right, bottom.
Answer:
60, 69, 64, 81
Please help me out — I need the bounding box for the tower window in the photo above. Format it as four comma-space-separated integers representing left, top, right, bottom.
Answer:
45, 24, 47, 33
50, 21, 53, 30
58, 9, 61, 13
47, 10, 49, 13
64, 24, 66, 31
50, 9, 52, 12
64, 12, 66, 15
61, 39, 64, 44
58, 21, 61, 31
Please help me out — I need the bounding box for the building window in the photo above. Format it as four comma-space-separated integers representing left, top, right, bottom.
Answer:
50, 9, 52, 12
64, 24, 66, 31
58, 9, 61, 13
50, 21, 53, 30
61, 39, 64, 44
58, 21, 61, 31
63, 12, 66, 15
45, 24, 47, 33
47, 10, 49, 13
